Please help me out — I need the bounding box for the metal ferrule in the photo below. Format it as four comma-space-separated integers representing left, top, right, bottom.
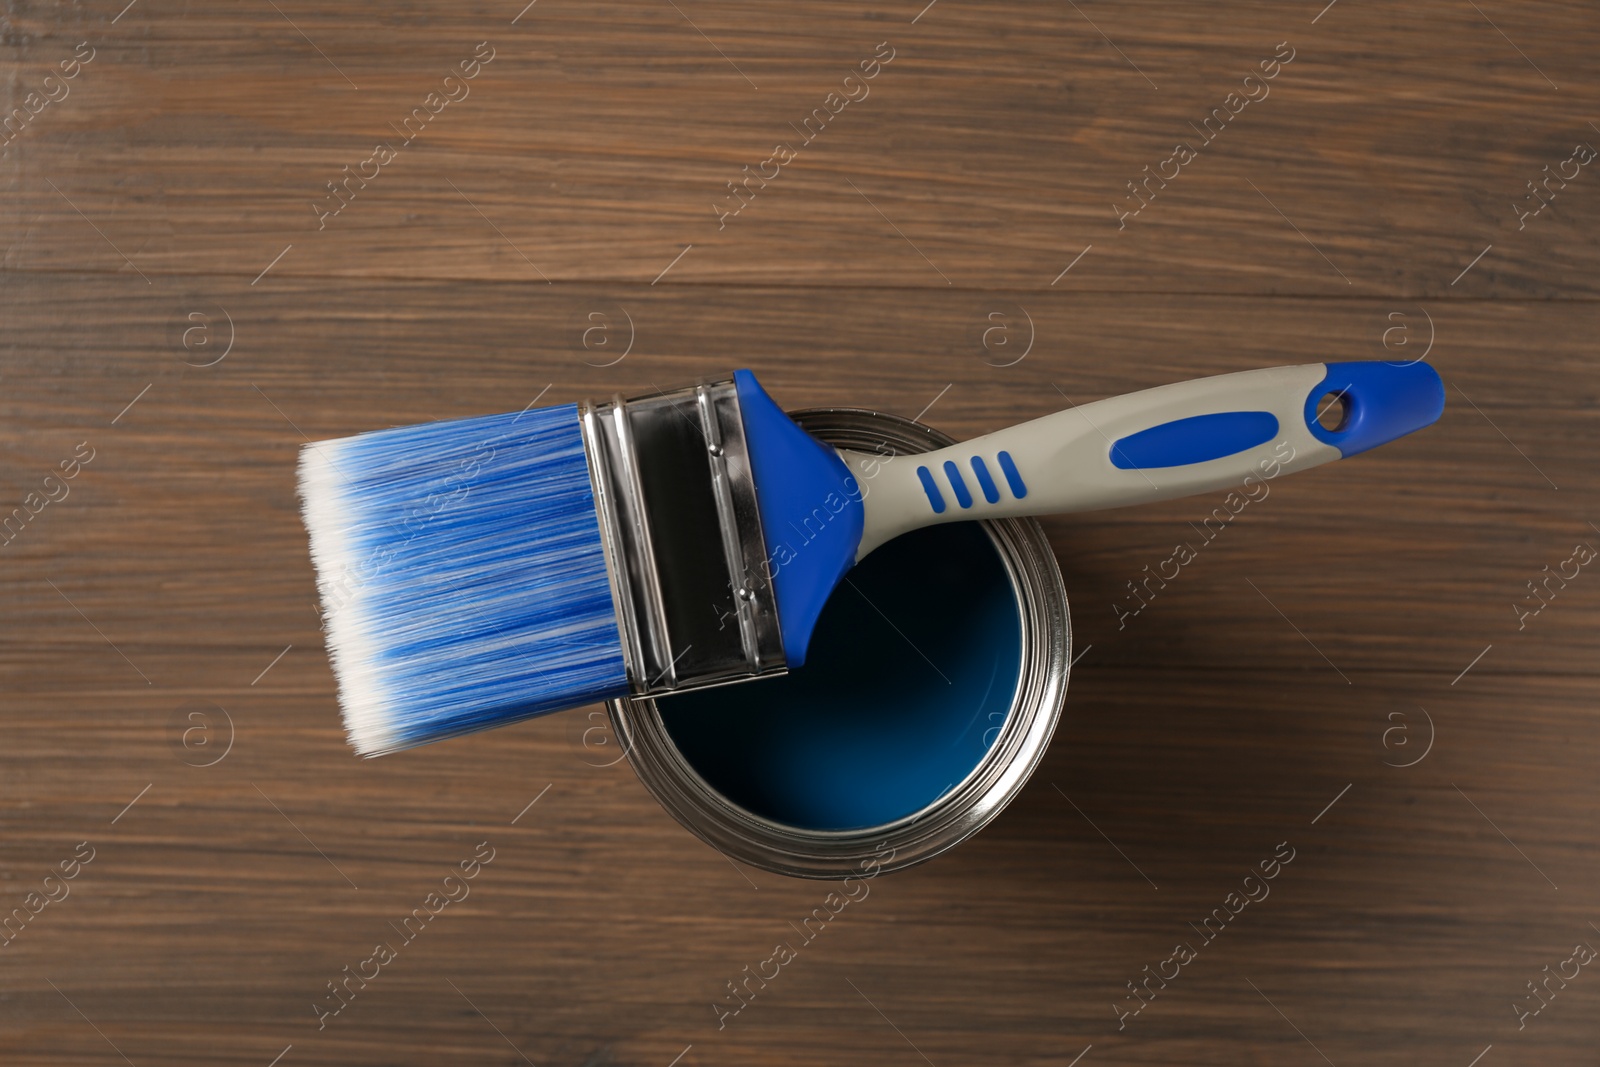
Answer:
579, 380, 786, 696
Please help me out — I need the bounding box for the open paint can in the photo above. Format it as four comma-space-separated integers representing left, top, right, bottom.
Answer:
608, 407, 1071, 879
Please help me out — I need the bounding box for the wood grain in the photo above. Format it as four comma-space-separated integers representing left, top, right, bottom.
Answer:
2, 1, 1597, 1065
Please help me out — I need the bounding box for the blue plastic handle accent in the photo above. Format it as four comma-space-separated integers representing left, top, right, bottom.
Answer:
942, 460, 974, 509
734, 370, 865, 667
969, 456, 1001, 504
1109, 411, 1281, 470
996, 451, 1028, 499
1303, 361, 1445, 457
916, 465, 946, 513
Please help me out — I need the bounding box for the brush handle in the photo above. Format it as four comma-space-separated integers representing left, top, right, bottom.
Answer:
843, 361, 1443, 559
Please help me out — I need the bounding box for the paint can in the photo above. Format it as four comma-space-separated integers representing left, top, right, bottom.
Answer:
609, 406, 1070, 879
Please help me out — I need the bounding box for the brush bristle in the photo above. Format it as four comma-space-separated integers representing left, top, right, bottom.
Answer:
298, 403, 629, 756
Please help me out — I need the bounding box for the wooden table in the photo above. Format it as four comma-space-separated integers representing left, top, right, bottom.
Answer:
3, 2, 1596, 1064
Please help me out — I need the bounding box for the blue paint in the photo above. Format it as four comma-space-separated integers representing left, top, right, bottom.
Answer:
943, 460, 973, 509
970, 456, 1000, 504
1302, 361, 1445, 457
916, 465, 946, 513
997, 451, 1027, 499
658, 521, 1023, 831
1109, 410, 1280, 470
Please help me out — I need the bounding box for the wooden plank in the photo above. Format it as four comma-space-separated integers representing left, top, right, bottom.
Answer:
1, 1, 1597, 295
2, 274, 1593, 680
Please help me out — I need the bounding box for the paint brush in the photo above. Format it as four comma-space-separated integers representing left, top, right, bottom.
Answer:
299, 361, 1442, 755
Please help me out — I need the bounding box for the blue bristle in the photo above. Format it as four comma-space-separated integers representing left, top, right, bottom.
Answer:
297, 403, 628, 756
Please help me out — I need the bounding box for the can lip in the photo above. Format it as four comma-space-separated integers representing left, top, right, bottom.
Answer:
609, 406, 1071, 880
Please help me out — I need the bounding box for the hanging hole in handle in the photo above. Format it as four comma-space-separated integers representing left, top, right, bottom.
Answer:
1313, 390, 1350, 432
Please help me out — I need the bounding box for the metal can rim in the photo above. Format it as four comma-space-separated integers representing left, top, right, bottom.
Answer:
608, 406, 1071, 879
